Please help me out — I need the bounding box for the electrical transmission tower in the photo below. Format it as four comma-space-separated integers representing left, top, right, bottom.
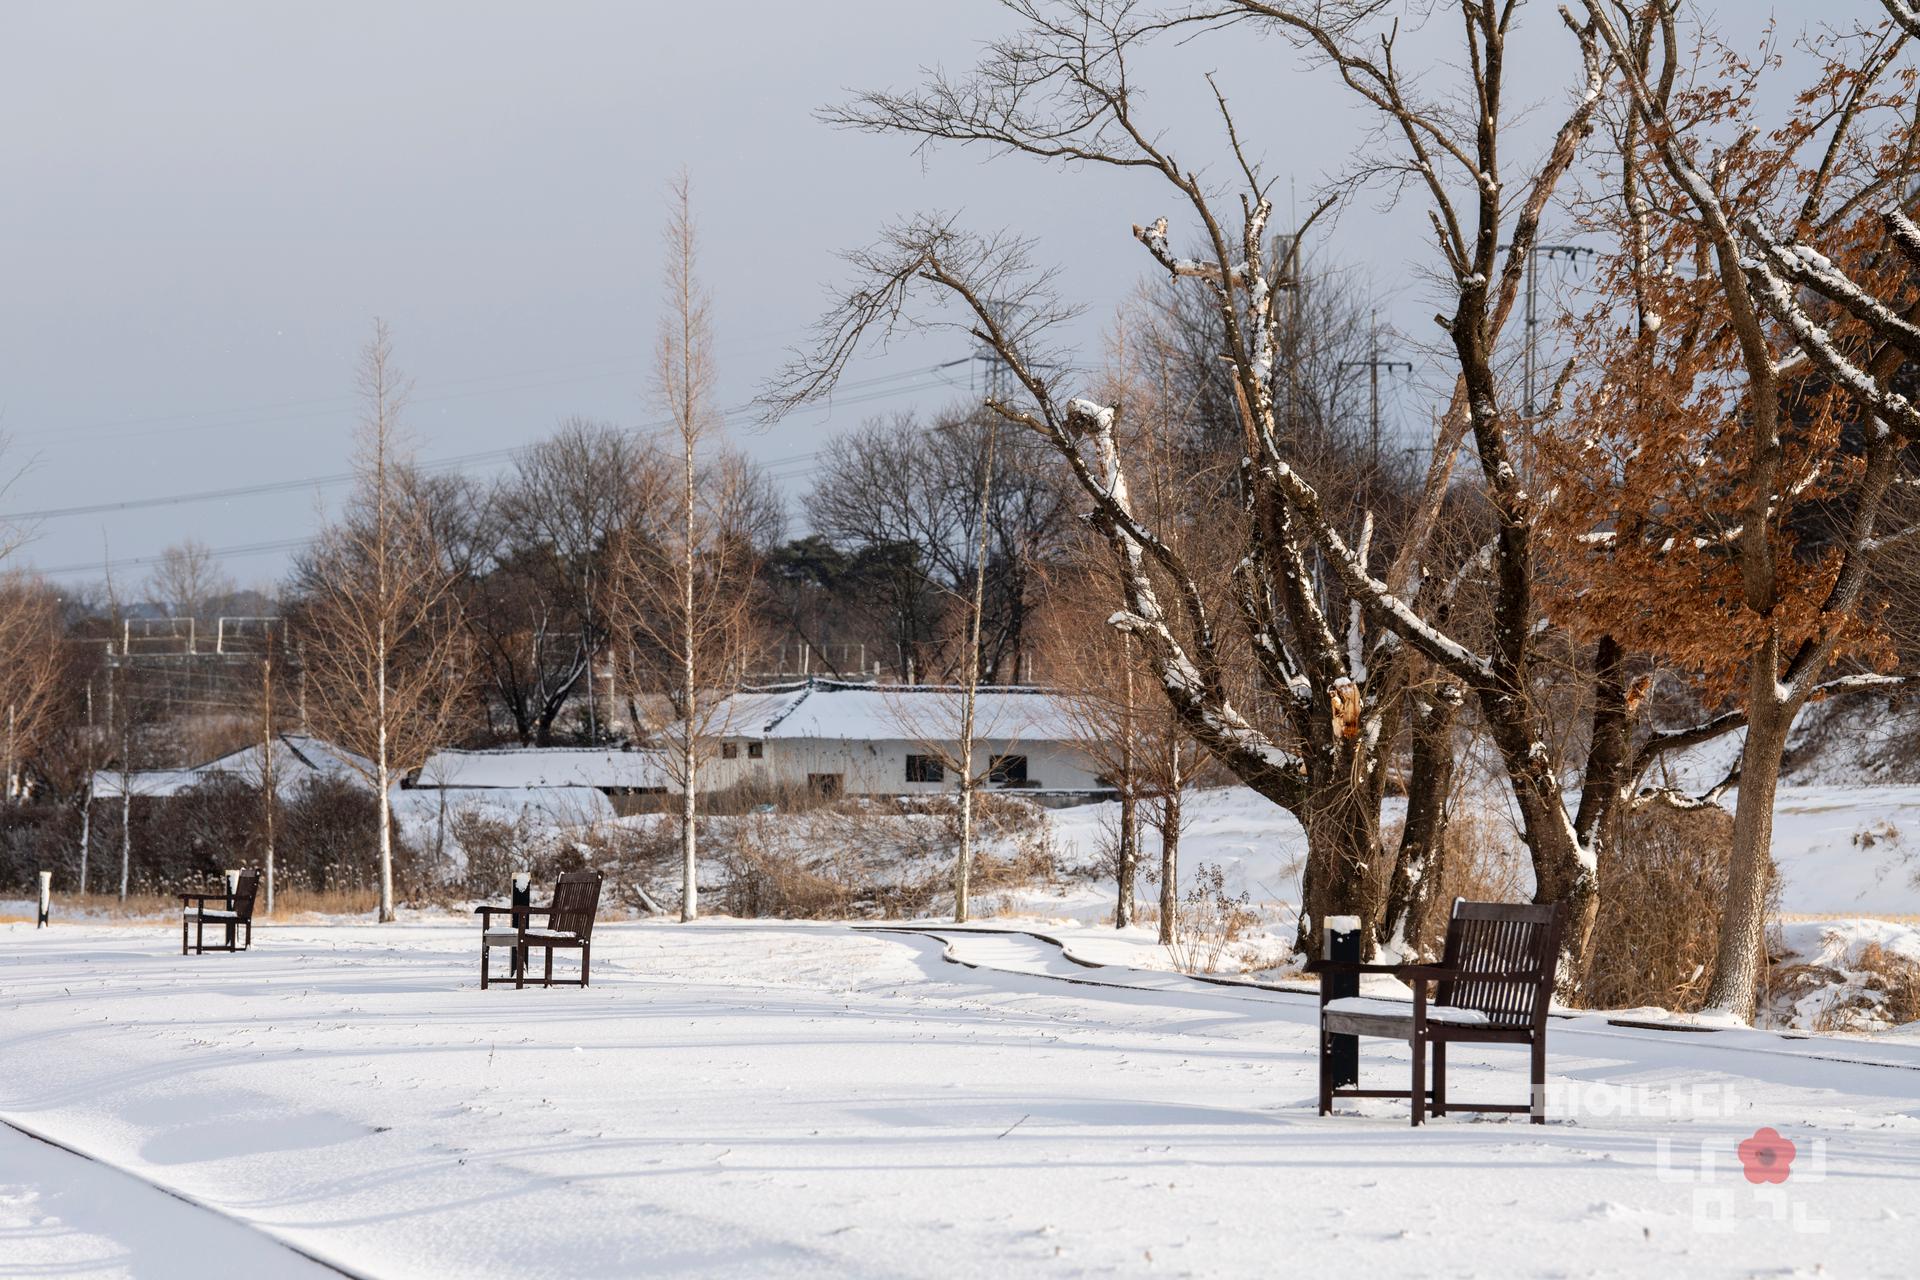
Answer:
1339, 314, 1412, 468
971, 300, 1020, 405
1512, 242, 1594, 416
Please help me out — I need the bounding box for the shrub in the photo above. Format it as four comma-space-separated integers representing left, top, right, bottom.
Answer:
1167, 861, 1259, 974
1581, 800, 1759, 1012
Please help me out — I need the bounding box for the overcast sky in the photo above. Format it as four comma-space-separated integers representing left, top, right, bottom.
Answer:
0, 1, 1819, 594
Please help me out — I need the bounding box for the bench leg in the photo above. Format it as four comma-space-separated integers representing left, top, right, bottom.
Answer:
182, 915, 189, 955
481, 942, 490, 990
1317, 1023, 1332, 1116
515, 943, 526, 990
1410, 1031, 1426, 1128
581, 940, 590, 988
1531, 1036, 1547, 1125
544, 947, 553, 988
1432, 1040, 1447, 1118
196, 916, 205, 956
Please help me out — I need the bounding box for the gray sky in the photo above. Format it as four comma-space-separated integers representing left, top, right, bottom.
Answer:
0, 1, 1813, 593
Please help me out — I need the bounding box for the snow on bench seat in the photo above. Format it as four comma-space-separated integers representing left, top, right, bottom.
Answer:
1323, 996, 1489, 1025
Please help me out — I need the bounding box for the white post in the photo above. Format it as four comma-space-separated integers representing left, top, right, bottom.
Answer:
37, 870, 51, 928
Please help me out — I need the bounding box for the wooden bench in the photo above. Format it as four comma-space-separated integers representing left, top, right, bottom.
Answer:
179, 870, 260, 956
1308, 899, 1564, 1127
476, 870, 604, 990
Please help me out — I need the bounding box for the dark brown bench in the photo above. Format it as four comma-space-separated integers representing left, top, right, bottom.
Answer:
1308, 899, 1564, 1127
179, 870, 260, 955
476, 870, 604, 989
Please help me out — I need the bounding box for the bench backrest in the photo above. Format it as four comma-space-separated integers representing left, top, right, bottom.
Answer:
228, 870, 260, 922
549, 871, 604, 940
1434, 899, 1563, 1028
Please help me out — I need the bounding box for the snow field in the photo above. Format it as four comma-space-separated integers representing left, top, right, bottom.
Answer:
3, 919, 1919, 1278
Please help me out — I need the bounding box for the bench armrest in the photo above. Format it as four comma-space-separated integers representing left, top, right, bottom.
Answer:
1305, 961, 1456, 980
474, 905, 555, 916
178, 893, 228, 903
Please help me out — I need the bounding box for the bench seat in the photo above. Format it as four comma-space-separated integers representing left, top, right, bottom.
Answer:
1323, 996, 1491, 1037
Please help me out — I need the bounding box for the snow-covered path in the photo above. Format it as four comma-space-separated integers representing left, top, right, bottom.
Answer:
2, 920, 1917, 1278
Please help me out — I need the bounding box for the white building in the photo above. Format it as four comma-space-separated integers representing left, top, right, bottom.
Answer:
411, 746, 666, 817
689, 680, 1107, 801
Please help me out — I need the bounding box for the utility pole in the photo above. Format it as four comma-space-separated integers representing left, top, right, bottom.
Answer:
1339, 313, 1412, 469
1502, 241, 1594, 416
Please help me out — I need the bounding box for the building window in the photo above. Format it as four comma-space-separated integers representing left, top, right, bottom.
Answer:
747, 742, 763, 760
988, 754, 1029, 785
721, 742, 739, 760
905, 754, 944, 783
807, 773, 843, 799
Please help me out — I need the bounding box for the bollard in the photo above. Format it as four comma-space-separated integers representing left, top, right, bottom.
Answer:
36, 870, 51, 928
510, 872, 531, 979
1322, 915, 1361, 1091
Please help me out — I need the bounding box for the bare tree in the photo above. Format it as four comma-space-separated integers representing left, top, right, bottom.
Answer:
765, 0, 1617, 963
145, 539, 235, 621
1041, 573, 1147, 929
807, 410, 1071, 683
466, 419, 673, 744
0, 574, 65, 807
296, 320, 473, 921
602, 175, 763, 922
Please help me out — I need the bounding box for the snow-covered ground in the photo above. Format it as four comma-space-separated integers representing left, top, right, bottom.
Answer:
4, 919, 1919, 1277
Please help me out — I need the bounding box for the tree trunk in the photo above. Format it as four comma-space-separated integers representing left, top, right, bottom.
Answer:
1479, 687, 1599, 971
376, 634, 395, 921
1703, 648, 1796, 1020
119, 784, 130, 902
1115, 788, 1137, 929
376, 755, 394, 922
1380, 690, 1458, 957
77, 799, 91, 897
680, 747, 698, 921
955, 777, 974, 923
1296, 773, 1387, 961
1156, 786, 1180, 946
679, 406, 700, 923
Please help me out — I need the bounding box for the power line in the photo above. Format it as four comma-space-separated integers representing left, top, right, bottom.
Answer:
8, 361, 971, 525
28, 363, 976, 577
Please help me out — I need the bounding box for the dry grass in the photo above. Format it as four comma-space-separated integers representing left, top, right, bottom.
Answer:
1770, 938, 1920, 1031
1387, 812, 1531, 956
32, 888, 382, 922
1582, 802, 1761, 1013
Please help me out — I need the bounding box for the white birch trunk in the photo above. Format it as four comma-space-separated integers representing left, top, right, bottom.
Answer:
77, 799, 90, 897
953, 421, 998, 924
680, 409, 700, 923
119, 784, 130, 902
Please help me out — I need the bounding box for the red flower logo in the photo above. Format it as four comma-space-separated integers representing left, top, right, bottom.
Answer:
1737, 1127, 1796, 1184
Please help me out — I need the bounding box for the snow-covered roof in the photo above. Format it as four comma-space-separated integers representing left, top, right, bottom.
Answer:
389, 785, 617, 826
413, 746, 669, 790
705, 680, 1082, 744
90, 734, 373, 800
